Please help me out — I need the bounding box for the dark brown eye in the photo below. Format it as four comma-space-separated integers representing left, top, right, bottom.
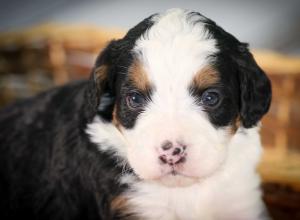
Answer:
201, 89, 221, 107
126, 92, 146, 109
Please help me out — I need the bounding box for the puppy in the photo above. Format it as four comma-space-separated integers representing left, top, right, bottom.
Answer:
0, 8, 271, 220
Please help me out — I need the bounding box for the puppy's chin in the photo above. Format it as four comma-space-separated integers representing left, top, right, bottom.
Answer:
152, 174, 199, 188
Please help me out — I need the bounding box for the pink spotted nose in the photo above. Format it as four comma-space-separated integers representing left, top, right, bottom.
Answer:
158, 141, 187, 165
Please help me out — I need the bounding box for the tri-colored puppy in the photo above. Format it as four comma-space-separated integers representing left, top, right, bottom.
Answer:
0, 8, 271, 220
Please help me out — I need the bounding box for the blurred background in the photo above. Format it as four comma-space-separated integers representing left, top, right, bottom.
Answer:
0, 0, 299, 219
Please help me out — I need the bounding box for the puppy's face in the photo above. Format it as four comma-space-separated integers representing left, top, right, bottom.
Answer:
89, 9, 271, 186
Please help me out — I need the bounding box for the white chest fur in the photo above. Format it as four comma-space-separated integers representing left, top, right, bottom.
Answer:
86, 117, 268, 219
127, 175, 264, 220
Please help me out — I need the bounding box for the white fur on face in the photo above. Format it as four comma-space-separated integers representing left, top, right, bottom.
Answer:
125, 127, 267, 220
120, 9, 229, 183
86, 8, 268, 219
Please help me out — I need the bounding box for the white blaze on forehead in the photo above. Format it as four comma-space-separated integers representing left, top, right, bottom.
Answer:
134, 8, 218, 93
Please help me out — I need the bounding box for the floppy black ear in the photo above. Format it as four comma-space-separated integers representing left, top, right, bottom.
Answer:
85, 40, 121, 121
236, 45, 272, 128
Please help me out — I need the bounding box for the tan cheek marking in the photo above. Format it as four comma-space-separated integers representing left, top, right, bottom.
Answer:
128, 60, 151, 92
193, 66, 220, 89
112, 105, 123, 132
229, 117, 241, 135
111, 196, 136, 219
111, 195, 127, 210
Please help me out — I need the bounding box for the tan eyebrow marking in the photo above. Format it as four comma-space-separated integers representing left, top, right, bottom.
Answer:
128, 60, 151, 92
192, 66, 220, 88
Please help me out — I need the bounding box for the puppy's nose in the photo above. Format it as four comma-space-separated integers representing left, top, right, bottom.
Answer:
159, 141, 186, 165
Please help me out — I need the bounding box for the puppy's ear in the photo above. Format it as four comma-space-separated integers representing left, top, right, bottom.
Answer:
236, 44, 272, 128
86, 40, 121, 121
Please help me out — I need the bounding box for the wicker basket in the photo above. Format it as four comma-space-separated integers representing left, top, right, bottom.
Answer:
253, 51, 300, 185
255, 51, 300, 155
0, 24, 124, 106
254, 51, 300, 220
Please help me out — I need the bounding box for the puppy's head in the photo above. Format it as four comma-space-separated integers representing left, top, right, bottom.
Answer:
88, 9, 271, 186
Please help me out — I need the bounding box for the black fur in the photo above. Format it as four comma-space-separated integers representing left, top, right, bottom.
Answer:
0, 10, 271, 220
200, 12, 271, 128
0, 81, 131, 220
188, 12, 271, 128
92, 14, 156, 127
0, 14, 155, 220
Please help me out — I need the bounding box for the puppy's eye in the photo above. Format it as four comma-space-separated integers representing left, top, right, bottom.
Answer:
126, 92, 145, 109
201, 89, 221, 107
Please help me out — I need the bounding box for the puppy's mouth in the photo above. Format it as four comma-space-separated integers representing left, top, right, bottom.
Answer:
156, 171, 198, 187
171, 170, 180, 176
149, 165, 199, 187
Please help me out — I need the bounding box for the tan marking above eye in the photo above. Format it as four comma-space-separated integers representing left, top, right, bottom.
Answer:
192, 66, 220, 89
128, 60, 151, 92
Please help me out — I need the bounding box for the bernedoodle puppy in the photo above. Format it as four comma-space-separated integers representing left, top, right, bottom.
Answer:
0, 8, 271, 220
